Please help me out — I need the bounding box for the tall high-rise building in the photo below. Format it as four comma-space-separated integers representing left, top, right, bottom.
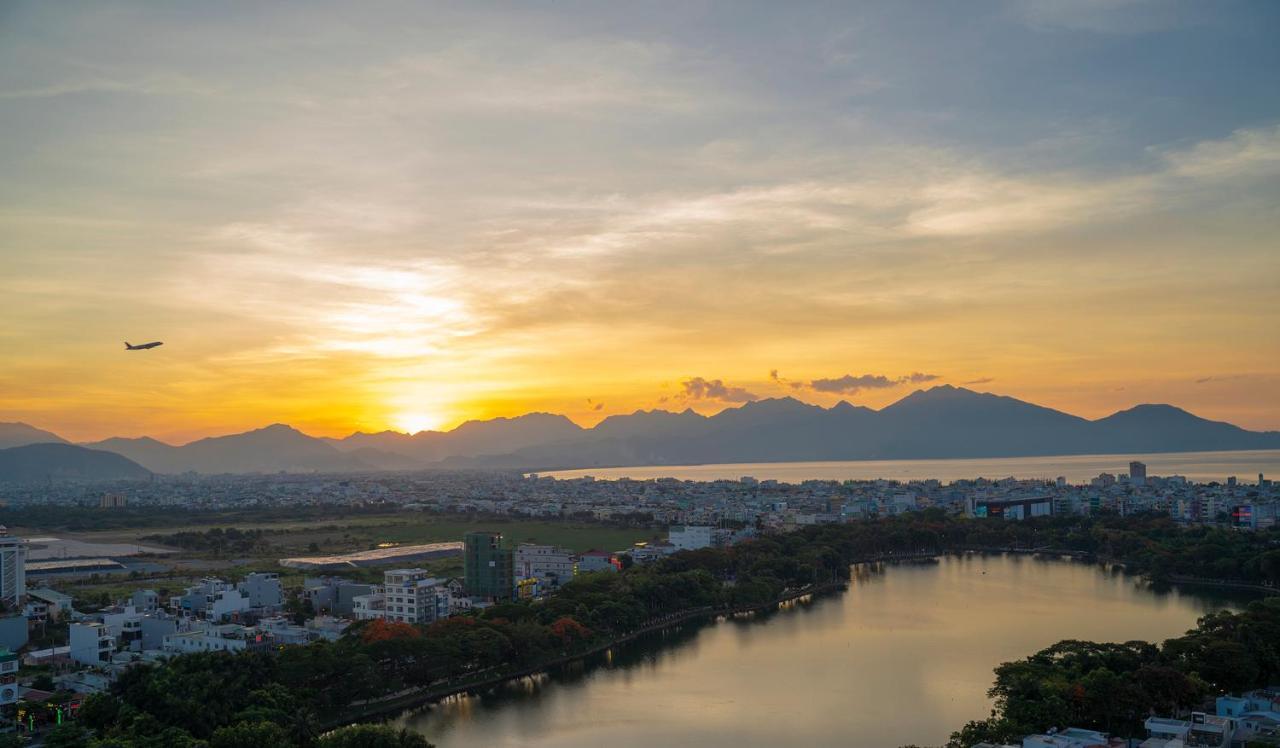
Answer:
0, 528, 27, 608
464, 531, 513, 600
1129, 461, 1147, 486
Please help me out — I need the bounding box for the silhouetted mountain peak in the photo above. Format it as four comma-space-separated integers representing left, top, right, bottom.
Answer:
0, 443, 150, 483
0, 421, 69, 449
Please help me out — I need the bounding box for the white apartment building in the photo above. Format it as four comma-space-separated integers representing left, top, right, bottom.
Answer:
0, 528, 27, 608
69, 622, 115, 667
515, 544, 577, 590
667, 525, 713, 551
352, 591, 386, 621
381, 569, 450, 625
237, 572, 283, 609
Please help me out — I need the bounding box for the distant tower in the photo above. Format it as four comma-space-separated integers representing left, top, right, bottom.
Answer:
1129, 461, 1147, 487
99, 493, 127, 509
0, 528, 27, 608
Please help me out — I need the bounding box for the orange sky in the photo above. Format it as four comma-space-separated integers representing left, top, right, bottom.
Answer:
1, 3, 1278, 443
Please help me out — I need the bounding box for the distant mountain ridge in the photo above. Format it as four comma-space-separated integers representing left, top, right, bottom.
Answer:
0, 422, 68, 450
4, 386, 1279, 475
0, 443, 151, 483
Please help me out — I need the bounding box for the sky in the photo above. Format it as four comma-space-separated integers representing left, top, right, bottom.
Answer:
1, 0, 1278, 443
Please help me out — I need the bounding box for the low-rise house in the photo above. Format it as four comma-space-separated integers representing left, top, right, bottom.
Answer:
303, 576, 375, 616
22, 646, 71, 668
305, 615, 350, 642
238, 572, 283, 610
1022, 727, 1115, 748
577, 550, 619, 573
69, 621, 115, 666
163, 623, 269, 655
26, 588, 73, 620
129, 589, 160, 612
352, 591, 385, 621
256, 616, 314, 645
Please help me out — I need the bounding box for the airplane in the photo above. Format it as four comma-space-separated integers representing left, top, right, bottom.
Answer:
124, 341, 164, 350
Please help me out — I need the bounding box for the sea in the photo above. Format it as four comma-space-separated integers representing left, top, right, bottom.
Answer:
536, 448, 1280, 484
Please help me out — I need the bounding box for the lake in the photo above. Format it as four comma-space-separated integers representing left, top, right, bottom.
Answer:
396, 555, 1256, 748
537, 449, 1280, 484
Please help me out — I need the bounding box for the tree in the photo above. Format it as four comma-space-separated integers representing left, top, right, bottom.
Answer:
318, 724, 433, 748
210, 720, 291, 748
78, 691, 122, 732
43, 723, 92, 748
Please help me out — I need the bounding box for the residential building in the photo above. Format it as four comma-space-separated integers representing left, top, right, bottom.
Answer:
382, 569, 451, 624
515, 544, 577, 591
98, 605, 144, 652
0, 648, 17, 705
668, 525, 713, 551
352, 591, 386, 621
577, 550, 619, 573
130, 589, 160, 612
305, 616, 350, 642
69, 622, 115, 666
237, 572, 283, 609
302, 577, 374, 616
1021, 727, 1112, 748
1130, 461, 1147, 486
0, 528, 26, 607
464, 531, 513, 600
970, 496, 1053, 520
162, 623, 267, 655
27, 588, 73, 620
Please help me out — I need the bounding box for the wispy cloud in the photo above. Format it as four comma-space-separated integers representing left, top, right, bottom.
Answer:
802, 372, 941, 395
680, 377, 759, 403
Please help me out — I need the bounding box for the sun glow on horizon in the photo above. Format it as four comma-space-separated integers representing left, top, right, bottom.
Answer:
392, 411, 447, 435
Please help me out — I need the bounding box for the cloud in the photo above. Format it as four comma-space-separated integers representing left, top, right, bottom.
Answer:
586, 398, 605, 411
680, 377, 759, 403
809, 374, 896, 393
804, 372, 942, 394
964, 377, 996, 385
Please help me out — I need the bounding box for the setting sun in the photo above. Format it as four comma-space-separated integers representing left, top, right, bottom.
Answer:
392, 411, 445, 435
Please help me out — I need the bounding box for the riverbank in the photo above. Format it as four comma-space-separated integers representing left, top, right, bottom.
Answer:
325, 578, 847, 728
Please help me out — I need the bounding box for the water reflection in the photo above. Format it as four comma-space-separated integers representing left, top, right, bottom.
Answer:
396, 555, 1259, 748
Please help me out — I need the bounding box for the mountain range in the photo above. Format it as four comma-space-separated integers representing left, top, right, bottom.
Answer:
1, 386, 1278, 477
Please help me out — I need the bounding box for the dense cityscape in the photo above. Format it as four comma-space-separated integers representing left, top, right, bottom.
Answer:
0, 460, 1275, 744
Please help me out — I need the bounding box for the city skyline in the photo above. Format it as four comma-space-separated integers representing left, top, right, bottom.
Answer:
3, 1, 1279, 442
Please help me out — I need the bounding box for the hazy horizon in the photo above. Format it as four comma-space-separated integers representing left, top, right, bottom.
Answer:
3, 1, 1278, 443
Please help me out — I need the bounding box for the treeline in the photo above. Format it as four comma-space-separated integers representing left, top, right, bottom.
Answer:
948, 597, 1280, 746
68, 524, 863, 746
0, 503, 403, 533
64, 512, 1280, 746
140, 527, 274, 555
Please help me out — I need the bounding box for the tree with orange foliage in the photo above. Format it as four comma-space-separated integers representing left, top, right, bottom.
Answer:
548, 617, 592, 645
360, 618, 421, 644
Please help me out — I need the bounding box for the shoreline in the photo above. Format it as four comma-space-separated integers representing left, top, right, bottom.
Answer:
325, 579, 847, 728
326, 548, 1273, 730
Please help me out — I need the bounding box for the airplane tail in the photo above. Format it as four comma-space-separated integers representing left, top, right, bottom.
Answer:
124, 342, 132, 349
